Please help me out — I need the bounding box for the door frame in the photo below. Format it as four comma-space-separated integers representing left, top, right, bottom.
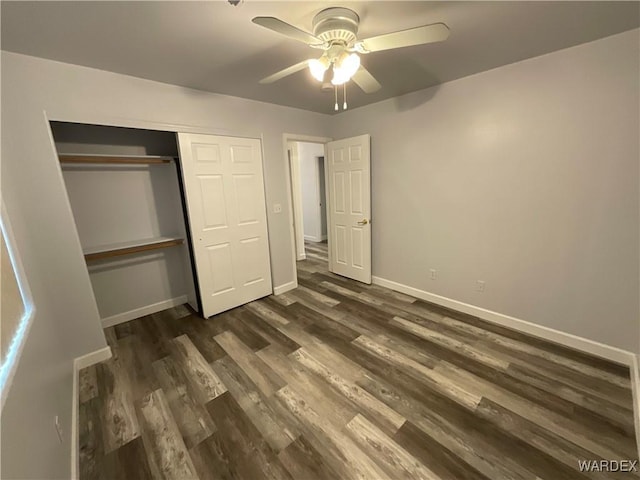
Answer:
287, 142, 306, 261
282, 133, 332, 290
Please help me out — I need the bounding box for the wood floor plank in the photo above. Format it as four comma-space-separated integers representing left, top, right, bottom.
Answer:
117, 334, 160, 402
103, 327, 119, 359
344, 413, 440, 480
355, 372, 540, 480
435, 361, 636, 459
278, 434, 341, 480
180, 315, 227, 363
170, 334, 227, 404
411, 298, 632, 378
430, 311, 632, 389
367, 283, 417, 304
79, 397, 104, 480
320, 280, 387, 308
477, 339, 634, 408
287, 288, 350, 319
506, 362, 635, 437
277, 321, 365, 383
79, 365, 99, 404
391, 315, 511, 370
286, 297, 348, 329
352, 334, 482, 410
205, 392, 294, 480
137, 388, 199, 479
233, 306, 301, 354
393, 421, 492, 480
114, 321, 134, 340
223, 309, 271, 352
212, 355, 298, 452
101, 437, 154, 480
214, 330, 286, 397
211, 355, 261, 411
275, 385, 393, 480
297, 284, 341, 307
95, 357, 140, 454
474, 398, 616, 480
245, 300, 290, 326
256, 344, 360, 429
290, 347, 406, 435
188, 431, 233, 480
372, 332, 441, 369
152, 355, 217, 450
130, 315, 172, 362
270, 292, 297, 306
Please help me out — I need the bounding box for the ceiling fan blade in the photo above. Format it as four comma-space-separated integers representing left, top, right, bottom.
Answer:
351, 66, 381, 93
259, 60, 310, 84
252, 17, 323, 45
357, 23, 450, 53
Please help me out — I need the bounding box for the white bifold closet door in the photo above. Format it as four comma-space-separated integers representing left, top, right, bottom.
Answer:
177, 133, 272, 317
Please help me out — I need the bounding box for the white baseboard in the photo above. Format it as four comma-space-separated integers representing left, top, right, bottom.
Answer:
74, 346, 113, 370
71, 346, 112, 479
631, 354, 640, 460
372, 275, 635, 366
100, 295, 188, 328
304, 235, 323, 242
274, 280, 297, 295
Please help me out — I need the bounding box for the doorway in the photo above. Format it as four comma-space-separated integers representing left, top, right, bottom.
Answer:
287, 139, 329, 267
284, 133, 372, 287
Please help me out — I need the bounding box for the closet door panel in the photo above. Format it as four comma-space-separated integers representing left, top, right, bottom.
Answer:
177, 133, 272, 317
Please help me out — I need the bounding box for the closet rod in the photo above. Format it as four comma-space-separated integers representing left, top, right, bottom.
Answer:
84, 238, 184, 262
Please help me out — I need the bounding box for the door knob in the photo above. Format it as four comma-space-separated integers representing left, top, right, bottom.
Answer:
357, 219, 369, 225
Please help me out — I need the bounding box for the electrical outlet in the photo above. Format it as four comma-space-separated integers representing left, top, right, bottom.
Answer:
476, 280, 486, 292
55, 415, 64, 443
273, 203, 282, 214
430, 269, 437, 280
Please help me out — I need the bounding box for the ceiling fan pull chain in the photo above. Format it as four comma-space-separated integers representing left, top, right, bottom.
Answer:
334, 85, 339, 111
343, 83, 348, 110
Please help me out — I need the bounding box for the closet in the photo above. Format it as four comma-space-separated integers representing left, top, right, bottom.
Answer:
52, 122, 273, 326
53, 122, 198, 326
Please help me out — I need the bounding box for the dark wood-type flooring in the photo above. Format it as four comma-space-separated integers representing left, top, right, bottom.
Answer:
79, 241, 638, 479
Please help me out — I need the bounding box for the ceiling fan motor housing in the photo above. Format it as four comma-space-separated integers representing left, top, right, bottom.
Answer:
313, 7, 359, 45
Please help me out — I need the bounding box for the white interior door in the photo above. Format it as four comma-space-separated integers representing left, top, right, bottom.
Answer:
326, 134, 371, 284
177, 133, 272, 317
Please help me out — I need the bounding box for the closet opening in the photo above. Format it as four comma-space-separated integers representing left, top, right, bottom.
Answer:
51, 121, 200, 327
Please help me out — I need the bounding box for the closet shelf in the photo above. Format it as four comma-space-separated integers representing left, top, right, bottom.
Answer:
59, 154, 176, 165
83, 236, 184, 262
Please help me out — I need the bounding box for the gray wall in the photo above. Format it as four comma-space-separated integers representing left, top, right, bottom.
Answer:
1, 51, 328, 479
329, 29, 640, 354
298, 142, 326, 242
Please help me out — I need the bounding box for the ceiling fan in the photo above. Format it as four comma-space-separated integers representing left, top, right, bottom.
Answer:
252, 7, 450, 102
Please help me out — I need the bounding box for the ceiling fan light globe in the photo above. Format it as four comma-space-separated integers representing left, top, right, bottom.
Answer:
331, 72, 348, 85
308, 59, 327, 82
332, 53, 359, 85
341, 53, 360, 78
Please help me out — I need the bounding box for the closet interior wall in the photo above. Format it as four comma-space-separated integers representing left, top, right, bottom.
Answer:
51, 122, 197, 325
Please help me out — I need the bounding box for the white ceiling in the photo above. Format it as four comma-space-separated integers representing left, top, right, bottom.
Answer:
2, 1, 638, 115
